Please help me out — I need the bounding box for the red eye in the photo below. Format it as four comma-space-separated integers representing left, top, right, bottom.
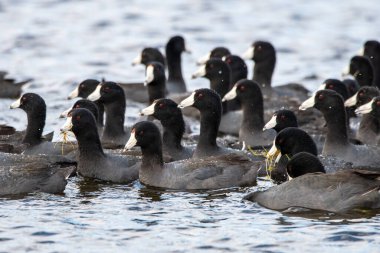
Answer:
159, 103, 165, 108
328, 84, 334, 89
318, 94, 324, 100
239, 85, 245, 91
103, 86, 110, 92
80, 84, 84, 88
22, 96, 26, 101
257, 46, 262, 50
376, 101, 380, 106
227, 58, 232, 64
359, 92, 364, 97
280, 115, 286, 120
197, 93, 203, 98
75, 104, 80, 108
139, 131, 144, 135
76, 115, 80, 120
278, 138, 283, 144
210, 64, 214, 68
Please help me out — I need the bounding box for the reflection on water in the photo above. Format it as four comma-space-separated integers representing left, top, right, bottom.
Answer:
1, 0, 380, 252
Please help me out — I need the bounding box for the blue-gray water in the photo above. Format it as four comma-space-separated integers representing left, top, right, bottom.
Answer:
1, 0, 380, 252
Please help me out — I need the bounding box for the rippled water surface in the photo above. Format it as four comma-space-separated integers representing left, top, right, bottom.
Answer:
1, 0, 380, 252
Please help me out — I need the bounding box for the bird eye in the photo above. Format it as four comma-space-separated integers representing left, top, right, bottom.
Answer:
80, 84, 84, 88
278, 138, 283, 144
257, 46, 262, 50
318, 94, 324, 100
139, 131, 144, 135
280, 115, 286, 121
75, 104, 80, 108
209, 64, 214, 68
197, 93, 203, 98
376, 101, 380, 107
76, 115, 80, 120
359, 92, 364, 97
103, 86, 110, 92
239, 85, 245, 91
328, 84, 334, 89
159, 103, 165, 108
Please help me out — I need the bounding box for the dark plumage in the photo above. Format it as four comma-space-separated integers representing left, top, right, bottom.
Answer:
87, 81, 129, 148
144, 62, 166, 104
124, 121, 257, 190
0, 71, 32, 98
61, 108, 139, 183
222, 79, 275, 147
245, 152, 380, 213
300, 89, 380, 167
140, 98, 193, 161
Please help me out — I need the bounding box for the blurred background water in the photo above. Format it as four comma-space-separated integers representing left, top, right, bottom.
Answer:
0, 0, 380, 252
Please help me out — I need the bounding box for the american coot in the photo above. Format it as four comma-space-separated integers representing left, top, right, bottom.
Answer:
192, 58, 243, 135
345, 86, 380, 145
9, 93, 75, 155
67, 79, 104, 126
178, 88, 235, 158
263, 109, 298, 133
132, 36, 189, 94
87, 81, 129, 148
343, 56, 374, 88
355, 96, 380, 145
192, 58, 231, 113
165, 35, 189, 93
245, 152, 380, 213
242, 41, 309, 100
124, 121, 257, 190
343, 78, 360, 97
266, 127, 318, 183
61, 108, 139, 183
0, 71, 32, 98
144, 62, 166, 104
0, 157, 75, 196
222, 54, 248, 111
196, 47, 231, 65
360, 40, 380, 89
140, 98, 194, 161
300, 89, 380, 167
60, 99, 102, 132
222, 79, 275, 148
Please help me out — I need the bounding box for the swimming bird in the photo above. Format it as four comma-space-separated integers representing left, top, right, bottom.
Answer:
355, 96, 380, 145
140, 98, 194, 161
196, 47, 231, 65
60, 108, 139, 183
242, 41, 309, 100
144, 62, 166, 103
0, 71, 32, 98
244, 152, 380, 213
300, 89, 380, 167
67, 79, 104, 126
124, 121, 257, 190
87, 81, 129, 148
222, 79, 275, 148
9, 93, 75, 155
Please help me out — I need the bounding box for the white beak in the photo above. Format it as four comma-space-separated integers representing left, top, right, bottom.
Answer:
191, 65, 206, 79
68, 86, 79, 100
344, 92, 358, 107
242, 46, 254, 60
144, 65, 155, 86
141, 102, 156, 116
267, 139, 278, 158
178, 92, 196, 109
355, 99, 374, 115
10, 97, 22, 109
299, 94, 316, 110
357, 47, 364, 56
132, 53, 142, 66
124, 131, 137, 150
87, 84, 102, 101
60, 107, 72, 118
60, 117, 73, 132
222, 85, 237, 102
196, 52, 211, 65
263, 115, 277, 131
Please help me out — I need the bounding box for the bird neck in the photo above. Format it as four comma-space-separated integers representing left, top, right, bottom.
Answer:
253, 58, 275, 89
23, 106, 46, 146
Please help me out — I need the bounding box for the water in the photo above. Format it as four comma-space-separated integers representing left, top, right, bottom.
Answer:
0, 0, 380, 252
